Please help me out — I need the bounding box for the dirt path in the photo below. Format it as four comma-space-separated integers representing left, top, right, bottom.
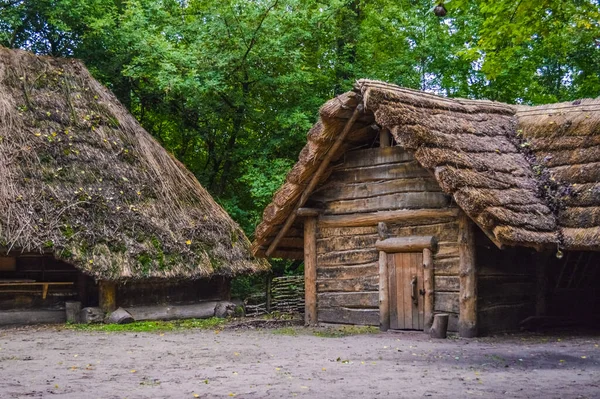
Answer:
0, 326, 598, 398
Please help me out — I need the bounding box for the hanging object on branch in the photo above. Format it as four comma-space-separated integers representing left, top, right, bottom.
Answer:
433, 2, 447, 17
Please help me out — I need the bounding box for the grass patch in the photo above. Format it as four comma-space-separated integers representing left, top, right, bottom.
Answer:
272, 327, 299, 336
313, 325, 379, 338
66, 317, 226, 333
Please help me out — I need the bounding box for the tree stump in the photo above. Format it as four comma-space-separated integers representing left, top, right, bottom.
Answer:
105, 307, 134, 324
430, 313, 449, 339
65, 301, 81, 324
80, 307, 105, 324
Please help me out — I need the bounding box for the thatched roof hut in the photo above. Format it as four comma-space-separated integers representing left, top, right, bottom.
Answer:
252, 79, 600, 335
253, 80, 600, 255
0, 47, 268, 281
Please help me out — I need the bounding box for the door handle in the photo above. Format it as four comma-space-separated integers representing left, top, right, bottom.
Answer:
410, 275, 418, 306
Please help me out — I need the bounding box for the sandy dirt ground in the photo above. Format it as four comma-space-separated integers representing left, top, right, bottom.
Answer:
0, 325, 598, 399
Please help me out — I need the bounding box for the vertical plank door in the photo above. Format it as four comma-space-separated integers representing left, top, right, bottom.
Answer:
388, 252, 424, 330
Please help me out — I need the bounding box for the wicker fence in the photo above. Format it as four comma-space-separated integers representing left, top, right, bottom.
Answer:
245, 275, 304, 317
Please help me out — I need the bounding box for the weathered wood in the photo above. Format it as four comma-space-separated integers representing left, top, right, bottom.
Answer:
317, 277, 379, 292
0, 310, 65, 326
436, 242, 460, 259
430, 313, 449, 339
378, 222, 389, 240
319, 208, 460, 228
297, 208, 321, 217
311, 178, 442, 203
434, 292, 459, 313
458, 212, 477, 338
388, 252, 424, 330
379, 249, 389, 331
125, 302, 218, 321
423, 248, 434, 332
318, 226, 378, 238
317, 248, 379, 266
318, 307, 379, 326
266, 106, 363, 257
375, 236, 436, 253
215, 301, 236, 318
434, 257, 460, 275
99, 281, 117, 313
317, 292, 378, 308
332, 161, 430, 183
65, 301, 81, 323
317, 263, 379, 279
316, 234, 378, 254
380, 128, 392, 147
326, 191, 450, 215
105, 307, 134, 324
304, 217, 318, 326
435, 276, 460, 292
342, 146, 413, 169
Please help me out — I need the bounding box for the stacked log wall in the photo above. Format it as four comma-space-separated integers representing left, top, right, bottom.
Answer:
311, 146, 461, 329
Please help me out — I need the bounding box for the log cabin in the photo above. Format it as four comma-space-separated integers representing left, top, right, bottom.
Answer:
252, 80, 600, 337
0, 47, 268, 324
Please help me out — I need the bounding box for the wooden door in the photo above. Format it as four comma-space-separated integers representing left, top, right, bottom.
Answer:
388, 252, 424, 330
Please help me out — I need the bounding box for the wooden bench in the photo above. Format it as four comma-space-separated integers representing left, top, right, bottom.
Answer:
0, 281, 74, 299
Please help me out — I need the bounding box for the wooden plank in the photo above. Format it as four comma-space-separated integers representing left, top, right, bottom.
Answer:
317, 292, 378, 308
435, 276, 460, 292
326, 191, 449, 215
319, 208, 460, 228
389, 222, 459, 241
316, 234, 378, 254
317, 249, 378, 267
99, 281, 117, 313
379, 250, 389, 331
412, 253, 420, 329
311, 178, 441, 202
423, 248, 434, 331
388, 253, 398, 329
380, 129, 391, 148
402, 253, 412, 329
317, 277, 378, 292
435, 292, 460, 313
375, 236, 436, 253
332, 161, 430, 183
266, 106, 362, 257
318, 226, 378, 238
317, 307, 379, 326
297, 208, 321, 217
433, 257, 460, 276
341, 146, 413, 169
317, 263, 379, 279
458, 212, 477, 338
304, 217, 318, 326
436, 242, 460, 259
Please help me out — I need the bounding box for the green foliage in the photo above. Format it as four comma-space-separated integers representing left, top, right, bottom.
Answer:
1, 0, 598, 250
65, 317, 226, 332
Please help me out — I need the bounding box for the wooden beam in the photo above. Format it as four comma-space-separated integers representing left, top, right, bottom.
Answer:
99, 280, 117, 313
379, 128, 391, 147
319, 208, 459, 228
375, 236, 436, 253
378, 222, 390, 331
304, 216, 318, 326
297, 208, 321, 217
265, 105, 363, 257
458, 212, 477, 338
423, 248, 434, 332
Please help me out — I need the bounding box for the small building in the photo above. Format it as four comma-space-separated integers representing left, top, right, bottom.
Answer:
0, 47, 268, 324
252, 80, 600, 337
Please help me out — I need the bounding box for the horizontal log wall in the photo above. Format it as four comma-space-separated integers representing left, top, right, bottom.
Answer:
312, 146, 460, 329
475, 229, 536, 334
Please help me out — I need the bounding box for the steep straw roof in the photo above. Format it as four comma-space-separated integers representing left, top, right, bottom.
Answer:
0, 47, 268, 280
253, 79, 600, 255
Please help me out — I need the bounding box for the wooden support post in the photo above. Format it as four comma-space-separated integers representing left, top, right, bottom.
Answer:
423, 248, 434, 332
303, 217, 318, 326
379, 128, 391, 147
378, 222, 390, 331
99, 281, 117, 313
458, 212, 477, 338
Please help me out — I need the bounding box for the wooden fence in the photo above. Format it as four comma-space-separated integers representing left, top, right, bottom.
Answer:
245, 275, 304, 317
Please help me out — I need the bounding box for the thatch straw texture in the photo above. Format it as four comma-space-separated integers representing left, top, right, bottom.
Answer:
0, 47, 268, 280
253, 79, 600, 254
